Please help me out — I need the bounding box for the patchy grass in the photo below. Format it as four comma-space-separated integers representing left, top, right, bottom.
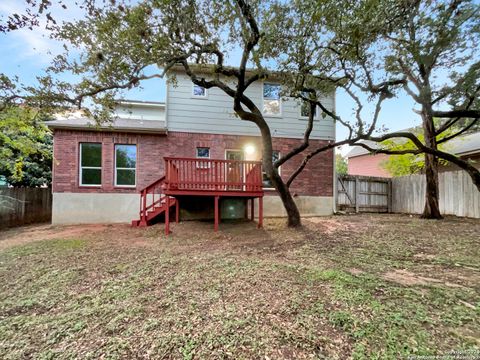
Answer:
0, 215, 479, 359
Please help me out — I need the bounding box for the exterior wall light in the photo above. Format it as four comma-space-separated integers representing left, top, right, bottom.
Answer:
244, 144, 255, 155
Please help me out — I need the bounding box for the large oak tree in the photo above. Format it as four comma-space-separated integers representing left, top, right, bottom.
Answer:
1, 0, 479, 221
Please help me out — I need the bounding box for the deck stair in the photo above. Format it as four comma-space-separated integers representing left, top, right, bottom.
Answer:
131, 176, 178, 227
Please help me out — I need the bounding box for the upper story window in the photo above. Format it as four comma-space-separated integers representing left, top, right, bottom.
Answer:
263, 151, 281, 188
79, 143, 102, 186
300, 100, 317, 119
300, 92, 318, 119
263, 83, 281, 116
192, 83, 207, 98
115, 144, 137, 187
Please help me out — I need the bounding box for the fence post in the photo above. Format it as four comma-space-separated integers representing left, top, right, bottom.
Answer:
387, 179, 392, 213
355, 177, 360, 213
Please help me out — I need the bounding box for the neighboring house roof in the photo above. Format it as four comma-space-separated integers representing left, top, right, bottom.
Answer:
449, 131, 480, 156
46, 117, 167, 134
346, 140, 378, 158
346, 131, 480, 158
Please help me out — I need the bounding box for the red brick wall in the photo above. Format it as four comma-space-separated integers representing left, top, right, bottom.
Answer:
348, 154, 391, 178
52, 130, 333, 196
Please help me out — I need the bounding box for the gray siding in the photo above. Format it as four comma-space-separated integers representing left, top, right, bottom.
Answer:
167, 72, 335, 140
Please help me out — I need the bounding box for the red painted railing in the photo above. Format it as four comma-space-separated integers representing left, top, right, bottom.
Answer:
138, 176, 166, 225
164, 157, 263, 193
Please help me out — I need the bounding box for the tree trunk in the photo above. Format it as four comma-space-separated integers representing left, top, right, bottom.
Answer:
421, 109, 443, 219
422, 152, 442, 219
258, 123, 302, 227
270, 168, 301, 227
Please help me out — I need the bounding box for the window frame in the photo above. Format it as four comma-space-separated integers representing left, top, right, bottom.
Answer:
196, 146, 211, 168
299, 92, 320, 121
79, 142, 102, 187
262, 150, 281, 190
262, 82, 282, 117
192, 83, 208, 99
114, 144, 137, 188
225, 149, 245, 161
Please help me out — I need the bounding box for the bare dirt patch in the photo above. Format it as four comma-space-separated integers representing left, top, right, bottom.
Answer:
0, 223, 110, 250
383, 269, 467, 288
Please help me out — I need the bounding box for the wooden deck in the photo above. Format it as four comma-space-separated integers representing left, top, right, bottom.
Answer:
133, 157, 264, 234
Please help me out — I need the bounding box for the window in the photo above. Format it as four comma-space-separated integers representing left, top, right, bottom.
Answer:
263, 83, 281, 116
300, 92, 317, 119
79, 143, 102, 186
196, 147, 210, 168
263, 151, 281, 188
115, 144, 136, 187
225, 149, 244, 161
300, 100, 317, 118
192, 84, 207, 97
196, 147, 210, 158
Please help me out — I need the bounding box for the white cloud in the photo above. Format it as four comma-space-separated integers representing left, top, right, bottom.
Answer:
0, 0, 83, 63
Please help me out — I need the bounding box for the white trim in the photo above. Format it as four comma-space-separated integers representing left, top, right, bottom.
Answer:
262, 82, 282, 118
225, 149, 245, 160
299, 101, 320, 121
79, 143, 102, 187
114, 144, 137, 187
191, 83, 208, 99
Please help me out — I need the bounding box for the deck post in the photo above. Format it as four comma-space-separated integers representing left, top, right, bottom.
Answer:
175, 198, 179, 223
258, 196, 263, 228
214, 196, 220, 231
165, 196, 170, 235
141, 189, 147, 226
250, 198, 255, 221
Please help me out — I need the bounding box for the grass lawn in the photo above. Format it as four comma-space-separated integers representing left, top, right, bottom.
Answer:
0, 214, 479, 359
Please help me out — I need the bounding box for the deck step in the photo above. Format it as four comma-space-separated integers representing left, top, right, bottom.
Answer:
131, 197, 177, 227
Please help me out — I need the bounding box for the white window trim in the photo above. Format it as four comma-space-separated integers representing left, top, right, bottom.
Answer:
225, 149, 245, 160
191, 83, 208, 99
79, 143, 102, 187
114, 144, 137, 188
263, 151, 281, 190
262, 82, 282, 118
299, 101, 321, 121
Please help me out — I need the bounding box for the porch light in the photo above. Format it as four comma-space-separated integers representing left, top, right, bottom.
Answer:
244, 144, 255, 155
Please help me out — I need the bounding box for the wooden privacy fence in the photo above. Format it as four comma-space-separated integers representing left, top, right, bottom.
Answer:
0, 188, 52, 229
392, 170, 480, 218
337, 175, 391, 213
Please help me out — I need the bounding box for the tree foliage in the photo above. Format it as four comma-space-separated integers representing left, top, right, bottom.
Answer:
270, 0, 480, 218
335, 153, 348, 176
1, 0, 479, 220
0, 107, 52, 187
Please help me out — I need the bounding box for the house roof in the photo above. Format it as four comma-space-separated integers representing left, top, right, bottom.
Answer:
449, 131, 480, 156
116, 99, 165, 108
46, 117, 167, 134
346, 131, 480, 158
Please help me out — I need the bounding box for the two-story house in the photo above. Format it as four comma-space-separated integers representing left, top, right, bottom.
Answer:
47, 67, 336, 229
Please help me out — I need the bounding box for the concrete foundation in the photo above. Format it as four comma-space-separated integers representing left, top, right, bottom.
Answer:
51, 193, 334, 224
52, 193, 140, 225
259, 195, 334, 217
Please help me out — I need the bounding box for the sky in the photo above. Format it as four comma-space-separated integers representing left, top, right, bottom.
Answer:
0, 0, 422, 156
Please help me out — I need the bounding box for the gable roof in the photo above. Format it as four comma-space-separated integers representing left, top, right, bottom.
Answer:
347, 131, 480, 158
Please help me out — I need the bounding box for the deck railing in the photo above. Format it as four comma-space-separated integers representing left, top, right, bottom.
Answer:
164, 157, 263, 193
